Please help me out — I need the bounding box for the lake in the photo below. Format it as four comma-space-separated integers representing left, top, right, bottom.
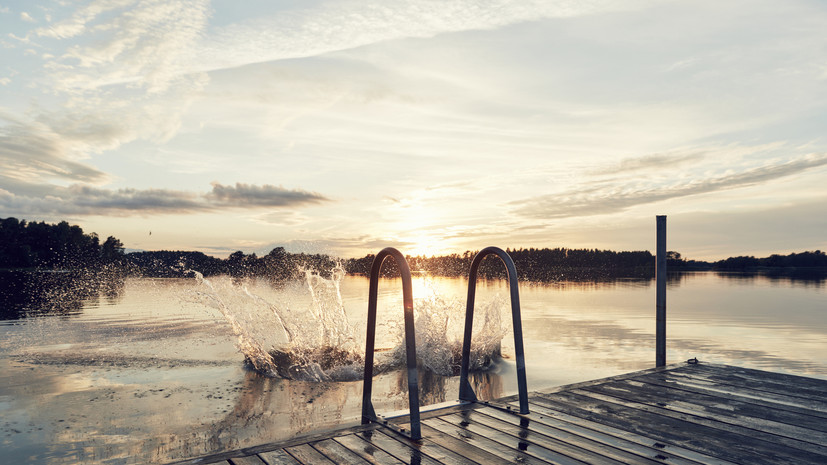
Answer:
1, 270, 825, 464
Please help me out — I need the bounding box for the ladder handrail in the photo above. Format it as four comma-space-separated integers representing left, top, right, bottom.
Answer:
361, 247, 421, 440
458, 246, 529, 414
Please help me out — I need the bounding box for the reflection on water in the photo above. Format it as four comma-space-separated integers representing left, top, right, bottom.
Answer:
0, 270, 125, 320
0, 271, 825, 464
0, 356, 501, 464
712, 270, 827, 287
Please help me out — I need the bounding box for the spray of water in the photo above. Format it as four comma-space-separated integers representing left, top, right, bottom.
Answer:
189, 267, 508, 381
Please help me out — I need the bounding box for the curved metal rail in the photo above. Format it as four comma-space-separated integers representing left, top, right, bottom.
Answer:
361, 247, 421, 440
458, 246, 529, 414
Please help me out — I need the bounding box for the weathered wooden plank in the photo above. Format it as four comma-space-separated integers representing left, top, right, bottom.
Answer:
258, 449, 302, 465
571, 387, 827, 456
521, 399, 731, 465
680, 369, 827, 407
572, 380, 827, 454
419, 422, 517, 465
636, 370, 827, 416
334, 433, 407, 465
310, 439, 373, 464
422, 426, 520, 465
354, 429, 444, 465
424, 417, 547, 465
229, 456, 267, 465
698, 363, 827, 387
464, 409, 633, 465
480, 406, 669, 465
169, 452, 243, 464
283, 443, 335, 464
371, 428, 479, 465
655, 370, 827, 418
537, 364, 686, 396
167, 422, 379, 465
533, 390, 827, 465
583, 378, 827, 438
694, 364, 827, 399
438, 411, 586, 465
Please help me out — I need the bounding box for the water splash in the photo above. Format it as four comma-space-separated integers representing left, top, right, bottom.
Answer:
403, 291, 507, 377
190, 268, 508, 381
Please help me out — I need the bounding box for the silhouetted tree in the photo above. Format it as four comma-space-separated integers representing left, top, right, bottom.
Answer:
101, 236, 125, 263
0, 217, 122, 270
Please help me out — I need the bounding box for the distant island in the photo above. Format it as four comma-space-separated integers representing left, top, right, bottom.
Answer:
2, 217, 825, 281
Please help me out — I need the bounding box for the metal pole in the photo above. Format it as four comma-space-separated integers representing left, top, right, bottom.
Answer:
656, 215, 667, 367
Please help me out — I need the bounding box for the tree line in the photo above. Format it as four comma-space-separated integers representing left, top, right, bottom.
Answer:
348, 248, 657, 281
2, 217, 825, 279
127, 247, 338, 279
0, 217, 124, 269
133, 247, 826, 281
714, 251, 827, 270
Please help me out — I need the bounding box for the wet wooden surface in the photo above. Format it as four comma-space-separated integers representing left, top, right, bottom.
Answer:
170, 363, 827, 464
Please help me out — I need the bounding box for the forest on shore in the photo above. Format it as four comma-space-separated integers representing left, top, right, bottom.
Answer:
2, 217, 826, 281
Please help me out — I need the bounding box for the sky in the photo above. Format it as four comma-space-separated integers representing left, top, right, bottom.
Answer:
1, 0, 826, 260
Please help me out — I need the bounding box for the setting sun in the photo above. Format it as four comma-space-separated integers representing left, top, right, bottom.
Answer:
406, 233, 446, 258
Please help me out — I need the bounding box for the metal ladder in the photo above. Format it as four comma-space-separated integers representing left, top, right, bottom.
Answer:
361, 247, 422, 440
360, 246, 529, 442
459, 246, 529, 414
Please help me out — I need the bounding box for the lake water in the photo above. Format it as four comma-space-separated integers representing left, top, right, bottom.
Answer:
1, 270, 825, 464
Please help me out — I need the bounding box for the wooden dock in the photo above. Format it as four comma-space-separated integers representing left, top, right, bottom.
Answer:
171, 362, 827, 465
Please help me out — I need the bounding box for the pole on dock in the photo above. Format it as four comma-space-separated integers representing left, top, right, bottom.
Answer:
656, 215, 667, 367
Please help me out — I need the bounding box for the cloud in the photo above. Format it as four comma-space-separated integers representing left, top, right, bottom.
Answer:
591, 151, 706, 175
0, 181, 331, 217
0, 119, 109, 183
512, 152, 827, 219
68, 185, 204, 213
189, 0, 666, 74
23, 0, 665, 94
35, 0, 210, 94
20, 12, 36, 23
207, 182, 328, 207
0, 0, 212, 188
2, 0, 667, 193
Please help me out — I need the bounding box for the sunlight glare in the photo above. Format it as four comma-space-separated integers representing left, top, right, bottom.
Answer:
407, 233, 444, 258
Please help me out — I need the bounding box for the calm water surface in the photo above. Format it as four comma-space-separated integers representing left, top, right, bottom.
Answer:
0, 271, 824, 464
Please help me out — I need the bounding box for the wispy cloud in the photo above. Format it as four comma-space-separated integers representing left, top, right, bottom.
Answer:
35, 0, 210, 94
2, 0, 664, 204
590, 151, 706, 175
190, 0, 666, 74
0, 118, 109, 183
512, 151, 827, 219
207, 182, 328, 207
0, 181, 331, 217
67, 185, 203, 213
0, 0, 211, 188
